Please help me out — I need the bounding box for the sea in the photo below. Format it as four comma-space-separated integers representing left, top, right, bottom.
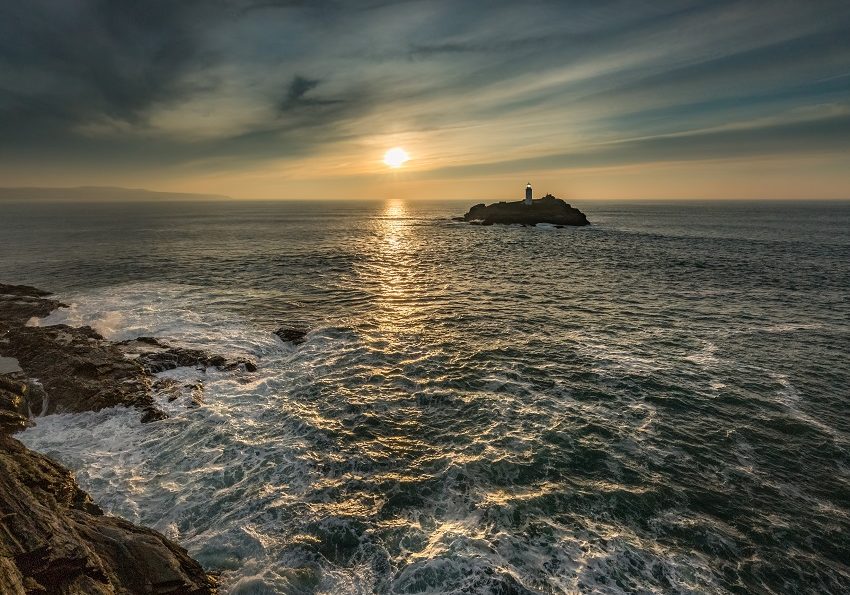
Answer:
1, 199, 849, 594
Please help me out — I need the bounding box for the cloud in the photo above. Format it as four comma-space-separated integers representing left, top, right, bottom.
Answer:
1, 0, 849, 189
0, 0, 222, 154
416, 111, 850, 179
279, 76, 344, 111
286, 76, 321, 103
0, 2, 213, 117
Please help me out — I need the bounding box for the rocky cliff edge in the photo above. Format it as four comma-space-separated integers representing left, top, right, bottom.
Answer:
0, 284, 219, 594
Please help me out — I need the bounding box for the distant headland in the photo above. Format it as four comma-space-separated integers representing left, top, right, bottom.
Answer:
458, 183, 589, 226
0, 186, 232, 202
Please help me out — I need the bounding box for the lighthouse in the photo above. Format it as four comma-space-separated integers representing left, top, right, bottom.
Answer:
524, 182, 533, 205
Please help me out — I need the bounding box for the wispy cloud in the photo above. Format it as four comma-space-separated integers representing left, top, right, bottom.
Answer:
415, 111, 850, 179
1, 0, 849, 196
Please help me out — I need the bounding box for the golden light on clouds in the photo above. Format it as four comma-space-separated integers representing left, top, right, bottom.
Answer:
383, 147, 410, 168
2, 3, 849, 200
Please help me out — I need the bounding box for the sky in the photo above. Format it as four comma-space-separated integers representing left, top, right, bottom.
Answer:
1, 0, 849, 200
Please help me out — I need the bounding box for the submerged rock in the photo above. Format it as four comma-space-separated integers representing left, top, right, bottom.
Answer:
119, 337, 257, 374
0, 283, 52, 298
275, 327, 308, 345
0, 284, 65, 332
461, 194, 589, 226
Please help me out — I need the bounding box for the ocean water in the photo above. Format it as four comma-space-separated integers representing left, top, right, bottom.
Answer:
2, 199, 849, 594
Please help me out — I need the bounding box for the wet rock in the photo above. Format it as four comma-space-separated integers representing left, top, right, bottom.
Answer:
0, 291, 195, 420
0, 284, 52, 298
231, 359, 258, 373
131, 336, 168, 347
137, 347, 257, 374
119, 338, 257, 374
137, 347, 224, 374
275, 327, 308, 345
0, 284, 66, 332
0, 407, 30, 434
0, 284, 217, 593
0, 433, 216, 594
185, 382, 204, 408
2, 324, 159, 418
0, 374, 27, 397
151, 378, 206, 408
0, 315, 253, 419
0, 387, 23, 412
140, 406, 168, 423
0, 376, 27, 426
152, 378, 182, 402
461, 194, 589, 226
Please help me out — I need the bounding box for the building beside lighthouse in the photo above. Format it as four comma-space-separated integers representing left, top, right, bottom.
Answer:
524, 182, 533, 205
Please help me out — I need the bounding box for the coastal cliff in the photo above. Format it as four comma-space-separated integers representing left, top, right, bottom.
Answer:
461, 194, 589, 226
0, 284, 220, 594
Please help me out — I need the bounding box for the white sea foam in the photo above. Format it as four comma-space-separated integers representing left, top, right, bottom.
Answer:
768, 372, 846, 445
16, 282, 735, 593
684, 341, 719, 367
19, 283, 323, 589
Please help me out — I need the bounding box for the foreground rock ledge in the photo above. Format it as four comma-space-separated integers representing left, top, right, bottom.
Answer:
459, 194, 590, 226
0, 284, 217, 594
0, 434, 216, 594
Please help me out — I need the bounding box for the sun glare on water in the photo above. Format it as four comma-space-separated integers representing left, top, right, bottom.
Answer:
383, 147, 410, 168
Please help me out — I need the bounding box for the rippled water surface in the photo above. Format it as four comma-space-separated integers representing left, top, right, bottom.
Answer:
2, 199, 850, 594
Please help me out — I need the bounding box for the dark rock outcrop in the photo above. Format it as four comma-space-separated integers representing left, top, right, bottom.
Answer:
0, 432, 216, 594
275, 327, 308, 345
0, 287, 257, 421
3, 323, 166, 422
0, 284, 218, 593
461, 194, 589, 226
0, 375, 33, 434
0, 284, 52, 298
0, 284, 66, 333
119, 337, 258, 374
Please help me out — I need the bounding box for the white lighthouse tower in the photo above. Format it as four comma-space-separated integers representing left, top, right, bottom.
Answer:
524, 182, 533, 205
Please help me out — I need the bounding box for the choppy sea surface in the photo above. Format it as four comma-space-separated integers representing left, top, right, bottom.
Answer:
2, 199, 849, 594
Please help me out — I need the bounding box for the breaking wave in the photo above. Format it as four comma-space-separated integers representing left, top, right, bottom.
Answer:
9, 199, 850, 593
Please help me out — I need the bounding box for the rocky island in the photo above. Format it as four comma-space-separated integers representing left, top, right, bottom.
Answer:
0, 283, 226, 594
460, 193, 589, 226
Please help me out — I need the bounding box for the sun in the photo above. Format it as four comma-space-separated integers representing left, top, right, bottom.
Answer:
383, 147, 410, 168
